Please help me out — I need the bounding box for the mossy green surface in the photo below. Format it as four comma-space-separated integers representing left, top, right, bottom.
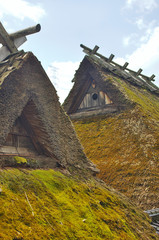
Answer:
14, 156, 27, 164
72, 76, 159, 210
0, 169, 157, 239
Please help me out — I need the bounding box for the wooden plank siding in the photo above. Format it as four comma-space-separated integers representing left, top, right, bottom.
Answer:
79, 91, 112, 110
0, 100, 57, 159
0, 117, 38, 156
68, 74, 92, 114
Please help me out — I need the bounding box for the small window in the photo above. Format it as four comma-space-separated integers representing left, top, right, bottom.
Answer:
92, 93, 98, 100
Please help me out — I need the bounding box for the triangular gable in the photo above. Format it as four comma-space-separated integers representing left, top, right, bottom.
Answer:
0, 51, 98, 174
63, 57, 122, 118
78, 81, 112, 110
0, 117, 37, 156
0, 100, 53, 157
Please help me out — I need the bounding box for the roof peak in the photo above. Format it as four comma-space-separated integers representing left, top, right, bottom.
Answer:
0, 22, 41, 62
80, 44, 156, 84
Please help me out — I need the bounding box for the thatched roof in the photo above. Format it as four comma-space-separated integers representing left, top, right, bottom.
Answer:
0, 50, 98, 174
63, 48, 159, 119
64, 46, 159, 209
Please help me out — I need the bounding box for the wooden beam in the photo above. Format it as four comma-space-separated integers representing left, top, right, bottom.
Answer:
91, 45, 99, 54
68, 74, 92, 114
149, 74, 155, 81
80, 44, 92, 53
9, 24, 41, 40
80, 44, 109, 61
126, 68, 137, 75
0, 36, 26, 62
136, 68, 143, 76
0, 22, 41, 62
0, 22, 17, 53
108, 54, 114, 62
20, 113, 43, 154
121, 62, 129, 70
80, 44, 157, 85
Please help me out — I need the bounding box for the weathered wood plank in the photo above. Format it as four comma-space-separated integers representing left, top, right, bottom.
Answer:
0, 146, 36, 155
0, 36, 26, 62
9, 24, 41, 40
0, 22, 17, 52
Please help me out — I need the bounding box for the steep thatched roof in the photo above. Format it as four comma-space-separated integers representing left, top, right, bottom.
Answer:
63, 49, 159, 119
0, 50, 98, 174
64, 46, 159, 210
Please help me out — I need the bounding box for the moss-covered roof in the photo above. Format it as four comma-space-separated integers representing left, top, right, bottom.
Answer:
0, 168, 158, 240
71, 61, 159, 209
63, 48, 159, 210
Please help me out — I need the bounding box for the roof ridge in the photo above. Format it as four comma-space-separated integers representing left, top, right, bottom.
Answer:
80, 44, 159, 93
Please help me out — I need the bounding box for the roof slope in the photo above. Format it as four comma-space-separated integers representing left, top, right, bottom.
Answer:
0, 51, 97, 175
0, 49, 158, 239
64, 48, 159, 210
0, 168, 158, 240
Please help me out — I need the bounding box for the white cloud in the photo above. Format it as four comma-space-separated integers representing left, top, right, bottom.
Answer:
123, 36, 131, 46
125, 0, 158, 12
123, 33, 138, 46
135, 18, 145, 30
47, 61, 80, 103
126, 27, 159, 70
123, 19, 157, 47
117, 26, 159, 85
0, 0, 45, 22
139, 22, 155, 43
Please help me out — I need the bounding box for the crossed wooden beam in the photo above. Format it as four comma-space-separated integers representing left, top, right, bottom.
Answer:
0, 22, 41, 61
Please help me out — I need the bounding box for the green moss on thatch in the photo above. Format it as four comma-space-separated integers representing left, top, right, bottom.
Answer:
72, 76, 159, 210
0, 169, 157, 239
14, 156, 27, 164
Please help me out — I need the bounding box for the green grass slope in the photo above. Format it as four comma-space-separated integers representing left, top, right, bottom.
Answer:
0, 169, 157, 240
73, 76, 159, 210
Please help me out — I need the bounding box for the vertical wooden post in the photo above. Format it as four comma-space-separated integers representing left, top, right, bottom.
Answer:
108, 54, 114, 62
92, 45, 99, 54
136, 68, 143, 76
122, 62, 129, 70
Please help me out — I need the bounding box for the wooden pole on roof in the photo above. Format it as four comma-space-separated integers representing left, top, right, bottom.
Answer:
91, 45, 99, 54
108, 54, 114, 62
136, 68, 143, 76
9, 24, 41, 40
0, 22, 41, 62
121, 62, 129, 70
80, 44, 156, 83
149, 74, 155, 81
0, 22, 18, 53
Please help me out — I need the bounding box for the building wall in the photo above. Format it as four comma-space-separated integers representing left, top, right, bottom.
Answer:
79, 82, 112, 110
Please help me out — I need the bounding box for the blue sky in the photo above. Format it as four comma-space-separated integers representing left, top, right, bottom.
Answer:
0, 0, 159, 102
